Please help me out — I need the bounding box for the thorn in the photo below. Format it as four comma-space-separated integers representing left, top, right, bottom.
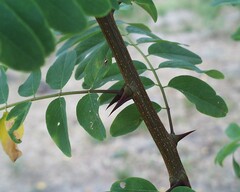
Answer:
172, 130, 195, 145
107, 84, 133, 115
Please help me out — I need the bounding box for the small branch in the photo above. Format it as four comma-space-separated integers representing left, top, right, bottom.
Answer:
0, 89, 119, 111
129, 40, 174, 134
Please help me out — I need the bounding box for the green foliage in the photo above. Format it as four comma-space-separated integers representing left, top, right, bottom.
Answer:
110, 102, 161, 137
148, 41, 202, 65
172, 186, 196, 192
46, 50, 77, 89
110, 177, 158, 192
7, 102, 31, 143
0, 66, 9, 104
212, 0, 240, 6
133, 0, 158, 22
216, 123, 240, 178
46, 97, 71, 157
168, 75, 228, 117
76, 94, 106, 141
0, 1, 231, 191
18, 69, 41, 97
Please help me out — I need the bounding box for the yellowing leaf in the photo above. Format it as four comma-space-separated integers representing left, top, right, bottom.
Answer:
0, 112, 24, 162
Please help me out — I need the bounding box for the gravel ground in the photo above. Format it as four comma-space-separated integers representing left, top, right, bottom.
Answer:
0, 5, 240, 192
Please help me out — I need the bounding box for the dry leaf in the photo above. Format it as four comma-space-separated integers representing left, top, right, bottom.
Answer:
0, 112, 24, 162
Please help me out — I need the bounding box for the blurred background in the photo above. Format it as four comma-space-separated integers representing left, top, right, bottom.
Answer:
0, 0, 240, 191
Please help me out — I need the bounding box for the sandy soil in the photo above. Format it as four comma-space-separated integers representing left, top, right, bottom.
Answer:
0, 6, 240, 192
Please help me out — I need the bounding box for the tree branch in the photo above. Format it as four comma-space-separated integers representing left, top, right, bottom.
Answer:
96, 12, 191, 189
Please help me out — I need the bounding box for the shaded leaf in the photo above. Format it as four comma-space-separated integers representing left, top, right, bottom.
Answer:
211, 0, 240, 6
76, 94, 106, 140
0, 66, 9, 104
204, 69, 224, 79
46, 50, 77, 89
6, 102, 31, 143
46, 97, 71, 157
136, 37, 162, 44
148, 41, 202, 64
126, 23, 159, 38
0, 1, 45, 71
225, 123, 240, 140
35, 0, 87, 33
83, 43, 111, 89
215, 140, 240, 166
5, 0, 55, 56
232, 26, 240, 41
0, 112, 24, 162
101, 60, 147, 85
233, 156, 240, 178
158, 61, 224, 79
110, 177, 158, 192
110, 102, 161, 137
134, 0, 158, 22
110, 0, 120, 10
168, 75, 228, 117
76, 0, 112, 17
18, 69, 41, 97
172, 186, 196, 192
57, 25, 101, 56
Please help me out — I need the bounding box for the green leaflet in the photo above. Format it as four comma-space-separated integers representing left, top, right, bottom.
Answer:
76, 0, 112, 17
83, 42, 111, 89
110, 177, 158, 192
233, 156, 240, 178
225, 123, 240, 140
0, 66, 8, 104
5, 0, 55, 56
6, 102, 31, 143
232, 26, 240, 41
57, 25, 101, 56
46, 97, 71, 157
126, 23, 159, 39
148, 41, 202, 65
110, 102, 161, 137
76, 94, 106, 141
134, 0, 158, 22
211, 0, 240, 6
18, 69, 41, 97
0, 1, 45, 71
35, 0, 87, 34
168, 75, 228, 117
158, 61, 224, 79
46, 50, 77, 89
215, 139, 240, 166
172, 186, 196, 192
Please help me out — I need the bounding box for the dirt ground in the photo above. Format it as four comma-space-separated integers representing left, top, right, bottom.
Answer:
0, 3, 240, 192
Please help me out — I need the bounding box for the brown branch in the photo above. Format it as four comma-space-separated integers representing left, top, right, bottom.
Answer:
96, 12, 191, 189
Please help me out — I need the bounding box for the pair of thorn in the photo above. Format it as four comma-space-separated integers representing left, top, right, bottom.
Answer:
106, 84, 133, 115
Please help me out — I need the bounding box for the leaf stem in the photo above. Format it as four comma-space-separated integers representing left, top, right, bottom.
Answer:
129, 40, 174, 134
0, 89, 119, 111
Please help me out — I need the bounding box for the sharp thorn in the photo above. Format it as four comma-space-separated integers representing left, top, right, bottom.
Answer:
173, 130, 195, 144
